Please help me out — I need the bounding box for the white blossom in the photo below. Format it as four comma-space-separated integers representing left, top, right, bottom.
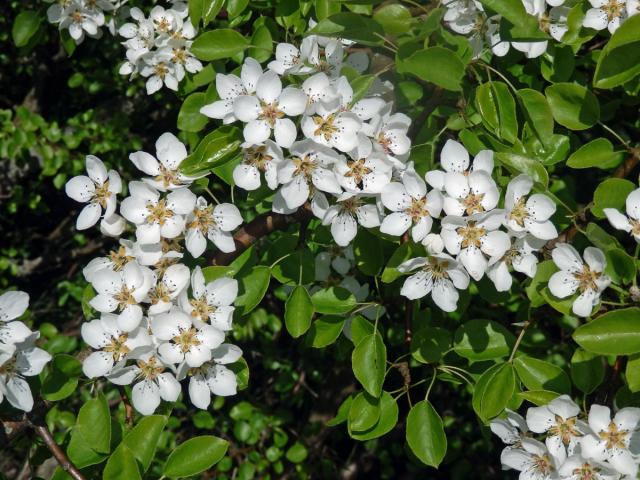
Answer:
185, 198, 243, 257
583, 0, 628, 33
487, 235, 544, 292
504, 174, 558, 241
603, 187, 640, 243
526, 395, 587, 456
233, 140, 284, 191
0, 291, 32, 354
322, 193, 381, 246
500, 438, 565, 480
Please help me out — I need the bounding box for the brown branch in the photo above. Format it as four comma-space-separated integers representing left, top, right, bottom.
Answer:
209, 204, 314, 266
611, 150, 640, 179
32, 422, 85, 480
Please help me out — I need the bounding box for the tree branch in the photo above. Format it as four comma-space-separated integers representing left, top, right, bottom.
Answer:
31, 422, 85, 480
209, 204, 314, 266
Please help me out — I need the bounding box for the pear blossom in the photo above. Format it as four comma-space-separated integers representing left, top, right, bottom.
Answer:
118, 7, 155, 59
526, 395, 586, 455
511, 0, 569, 57
558, 455, 620, 480
0, 291, 32, 352
500, 438, 565, 480
140, 50, 181, 94
233, 140, 284, 191
300, 101, 362, 153
233, 71, 308, 148
120, 181, 196, 244
422, 233, 445, 255
603, 187, 640, 243
65, 155, 122, 230
440, 210, 510, 281
56, 2, 106, 42
487, 235, 545, 292
580, 405, 640, 477
185, 198, 243, 257
398, 254, 470, 311
178, 343, 243, 409
314, 246, 355, 281
548, 244, 611, 317
583, 0, 628, 33
268, 40, 315, 76
380, 166, 443, 242
490, 410, 529, 447
89, 261, 155, 331
322, 193, 381, 246
179, 266, 238, 331
129, 132, 199, 191
81, 313, 151, 378
504, 174, 558, 241
333, 151, 392, 195
146, 263, 190, 315
368, 110, 412, 165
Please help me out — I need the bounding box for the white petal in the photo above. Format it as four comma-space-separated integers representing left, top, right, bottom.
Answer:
548, 271, 579, 298
189, 375, 211, 409
132, 379, 160, 415
207, 364, 237, 396
82, 351, 115, 378
440, 139, 469, 172
572, 289, 598, 317
0, 291, 29, 322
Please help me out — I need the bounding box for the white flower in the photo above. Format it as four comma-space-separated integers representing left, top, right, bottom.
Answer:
0, 291, 32, 353
380, 166, 443, 242
81, 313, 151, 378
426, 140, 498, 217
65, 155, 122, 230
583, 0, 628, 33
504, 174, 558, 241
120, 181, 196, 244
147, 263, 190, 315
334, 151, 392, 195
149, 5, 182, 37
179, 266, 238, 331
510, 0, 570, 57
276, 140, 343, 210
398, 254, 470, 311
548, 244, 611, 317
440, 210, 510, 281
107, 352, 181, 415
58, 3, 105, 42
368, 111, 412, 164
178, 343, 242, 409
233, 140, 284, 191
490, 410, 529, 447
526, 395, 587, 455
314, 246, 355, 281
200, 58, 262, 124
422, 233, 445, 254
268, 41, 314, 76
580, 405, 640, 477
89, 261, 155, 331
129, 132, 199, 191
185, 198, 243, 257
233, 71, 307, 148
300, 105, 362, 153
557, 455, 620, 480
487, 235, 545, 292
500, 438, 565, 480
603, 187, 640, 243
163, 42, 202, 77
140, 50, 180, 94
0, 335, 52, 412
322, 193, 381, 246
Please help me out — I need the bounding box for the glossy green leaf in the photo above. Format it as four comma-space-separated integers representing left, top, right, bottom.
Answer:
406, 401, 447, 468
567, 138, 625, 170
191, 29, 249, 60
179, 126, 242, 176
352, 332, 386, 397
400, 47, 466, 91
495, 152, 549, 188
593, 16, 640, 89
411, 326, 451, 364
284, 285, 314, 338
573, 308, 640, 355
177, 92, 209, 133
163, 436, 229, 478
545, 83, 600, 130
309, 13, 385, 46
518, 88, 554, 147
591, 178, 636, 219
514, 356, 571, 394
311, 286, 356, 314
41, 354, 82, 401
348, 392, 381, 432
473, 363, 516, 422
570, 349, 605, 394
353, 228, 384, 276
76, 393, 111, 454
235, 266, 271, 315
12, 11, 41, 48
103, 445, 141, 480
307, 315, 346, 348
475, 82, 518, 143
121, 416, 167, 472
373, 4, 412, 35
453, 319, 516, 361
517, 390, 561, 406
349, 391, 398, 440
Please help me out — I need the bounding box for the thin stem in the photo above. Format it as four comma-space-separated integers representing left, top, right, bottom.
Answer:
599, 122, 631, 150
508, 321, 530, 363
479, 62, 518, 94
269, 252, 292, 269
204, 187, 220, 205
32, 423, 85, 480
401, 0, 431, 15
602, 300, 630, 307
424, 367, 437, 401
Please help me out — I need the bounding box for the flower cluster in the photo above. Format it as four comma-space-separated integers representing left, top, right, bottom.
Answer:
0, 291, 52, 412
491, 395, 640, 479
65, 132, 243, 415
118, 2, 202, 94
442, 0, 638, 60
46, 0, 123, 43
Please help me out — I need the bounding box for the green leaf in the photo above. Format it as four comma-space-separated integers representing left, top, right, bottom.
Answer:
373, 4, 412, 35
248, 24, 273, 63
352, 333, 386, 397
399, 47, 465, 91
12, 11, 41, 48
307, 315, 346, 348
311, 286, 356, 314
309, 13, 385, 46
475, 82, 518, 143
349, 315, 374, 345
76, 393, 111, 454
544, 83, 600, 131
406, 401, 447, 468
573, 308, 640, 355
315, 0, 341, 20
177, 93, 209, 133
514, 356, 571, 394
591, 178, 636, 219
381, 242, 426, 283
348, 391, 398, 440
411, 326, 451, 364
593, 16, 640, 89
191, 29, 249, 61
517, 390, 561, 406
626, 354, 640, 393
67, 430, 108, 468
327, 395, 353, 427
495, 152, 549, 188
228, 357, 250, 391
353, 229, 384, 276
41, 354, 82, 401
284, 286, 314, 338
518, 89, 554, 147
163, 436, 229, 478
567, 138, 625, 170
526, 260, 557, 307
103, 445, 141, 480
473, 363, 516, 422
453, 319, 516, 361
479, 0, 548, 40
570, 349, 605, 394
235, 266, 271, 315
121, 416, 167, 472
179, 126, 242, 176
348, 392, 381, 432
285, 442, 308, 463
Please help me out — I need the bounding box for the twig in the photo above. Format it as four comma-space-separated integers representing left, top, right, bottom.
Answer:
508, 321, 531, 363
31, 422, 85, 480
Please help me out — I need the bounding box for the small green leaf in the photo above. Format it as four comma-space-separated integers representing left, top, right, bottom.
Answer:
352, 333, 386, 397
353, 229, 384, 276
235, 266, 271, 315
121, 416, 167, 472
309, 13, 385, 46
406, 401, 447, 468
284, 286, 314, 338
518, 89, 554, 146
411, 326, 451, 364
545, 83, 600, 131
453, 319, 515, 361
327, 395, 354, 427
103, 445, 141, 480
41, 354, 82, 401
311, 286, 356, 314
626, 354, 640, 393
475, 82, 518, 143
567, 138, 625, 170
348, 391, 398, 440
348, 392, 381, 432
12, 11, 41, 48
163, 436, 229, 478
571, 349, 605, 394
191, 29, 249, 60
373, 4, 413, 35
179, 126, 242, 176
76, 393, 111, 454
307, 315, 346, 348
593, 16, 640, 89
514, 356, 571, 394
517, 390, 561, 406
473, 363, 516, 422
495, 152, 549, 188
177, 93, 209, 133
285, 442, 308, 463
381, 242, 426, 283
399, 47, 465, 91
591, 178, 636, 219
573, 308, 640, 355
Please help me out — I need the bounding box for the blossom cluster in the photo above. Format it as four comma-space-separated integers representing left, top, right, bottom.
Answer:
117, 2, 202, 94
443, 0, 639, 60
491, 395, 640, 479
0, 291, 52, 412
65, 134, 243, 415
46, 0, 123, 43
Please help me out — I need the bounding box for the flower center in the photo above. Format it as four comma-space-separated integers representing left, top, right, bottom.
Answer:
344, 159, 372, 189
187, 204, 216, 234
539, 13, 551, 32
190, 296, 216, 320
313, 115, 338, 141
0, 357, 17, 376
599, 422, 629, 450
548, 415, 581, 445
571, 462, 601, 480
603, 0, 625, 20
509, 198, 530, 227
377, 133, 394, 155
71, 9, 85, 23
501, 246, 520, 267
244, 145, 273, 170
149, 283, 171, 305
104, 334, 130, 362
173, 327, 201, 353
137, 356, 164, 380
114, 285, 136, 310
462, 191, 485, 215
630, 219, 640, 237
292, 155, 317, 178
171, 49, 189, 66
154, 164, 180, 188
572, 265, 602, 293
339, 197, 361, 215
425, 257, 450, 280
259, 102, 284, 127
146, 198, 174, 225
154, 257, 179, 278
109, 246, 134, 271
531, 454, 553, 475
154, 17, 172, 33
153, 62, 169, 80
92, 180, 111, 209
405, 197, 429, 223
456, 221, 486, 248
